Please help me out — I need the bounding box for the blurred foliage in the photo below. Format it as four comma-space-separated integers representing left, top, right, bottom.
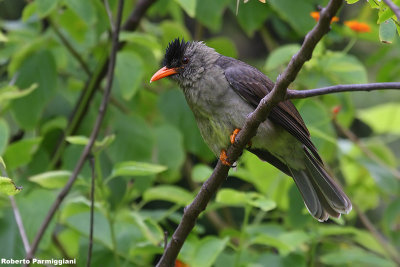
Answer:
0, 0, 400, 266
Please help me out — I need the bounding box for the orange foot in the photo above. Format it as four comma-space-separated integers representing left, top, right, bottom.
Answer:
230, 128, 252, 147
219, 149, 231, 166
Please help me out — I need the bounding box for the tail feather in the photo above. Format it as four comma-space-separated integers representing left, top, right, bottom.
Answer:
288, 148, 352, 221
303, 148, 352, 214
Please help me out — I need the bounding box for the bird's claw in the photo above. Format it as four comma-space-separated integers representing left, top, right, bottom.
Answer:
219, 149, 232, 166
230, 128, 252, 148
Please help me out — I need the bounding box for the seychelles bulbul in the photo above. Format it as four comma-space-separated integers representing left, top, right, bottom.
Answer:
150, 38, 352, 221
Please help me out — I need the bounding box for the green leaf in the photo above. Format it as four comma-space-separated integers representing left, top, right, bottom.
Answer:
108, 114, 154, 162
268, 0, 315, 35
93, 134, 115, 154
4, 137, 42, 170
66, 135, 115, 154
129, 212, 164, 245
40, 116, 68, 135
16, 189, 57, 242
66, 136, 90, 146
251, 234, 292, 255
110, 161, 167, 178
0, 177, 22, 195
378, 4, 395, 24
11, 50, 57, 130
216, 188, 247, 206
234, 0, 271, 35
206, 37, 238, 58
297, 99, 336, 162
154, 124, 185, 182
29, 170, 72, 189
320, 52, 368, 84
160, 21, 191, 49
36, 0, 60, 17
143, 185, 193, 206
114, 51, 144, 100
245, 192, 277, 212
321, 247, 396, 267
368, 0, 379, 8
379, 19, 396, 44
0, 84, 37, 103
265, 44, 301, 72
358, 103, 400, 134
0, 119, 9, 156
216, 189, 276, 211
119, 32, 162, 59
192, 164, 213, 182
158, 89, 213, 160
191, 237, 229, 267
346, 0, 360, 3
64, 0, 96, 25
195, 0, 229, 31
174, 0, 197, 17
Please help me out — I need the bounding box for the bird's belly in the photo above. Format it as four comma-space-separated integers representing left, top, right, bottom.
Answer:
195, 105, 303, 168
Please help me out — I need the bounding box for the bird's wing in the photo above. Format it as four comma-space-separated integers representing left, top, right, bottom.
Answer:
216, 56, 322, 163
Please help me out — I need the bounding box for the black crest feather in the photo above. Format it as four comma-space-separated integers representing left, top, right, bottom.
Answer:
163, 38, 188, 68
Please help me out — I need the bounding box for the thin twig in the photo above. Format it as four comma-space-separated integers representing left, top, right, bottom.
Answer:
51, 233, 75, 264
50, 20, 92, 76
156, 1, 344, 266
86, 156, 96, 267
0, 164, 30, 254
163, 231, 168, 251
24, 0, 125, 263
104, 0, 115, 32
353, 204, 400, 265
383, 0, 400, 22
287, 82, 400, 99
10, 196, 31, 253
333, 119, 400, 180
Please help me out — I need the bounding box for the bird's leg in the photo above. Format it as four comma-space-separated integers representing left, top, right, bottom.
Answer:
230, 128, 252, 148
219, 149, 232, 166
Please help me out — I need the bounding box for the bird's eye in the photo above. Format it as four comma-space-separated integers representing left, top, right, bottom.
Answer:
182, 57, 189, 64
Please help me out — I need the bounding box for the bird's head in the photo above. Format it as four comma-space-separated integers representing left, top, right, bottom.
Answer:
150, 38, 218, 86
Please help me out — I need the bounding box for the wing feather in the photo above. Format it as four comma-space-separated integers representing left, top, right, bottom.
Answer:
216, 55, 322, 163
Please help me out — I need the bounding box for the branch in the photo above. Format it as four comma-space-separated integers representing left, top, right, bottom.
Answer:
383, 0, 400, 22
287, 82, 400, 99
24, 0, 125, 263
156, 0, 344, 266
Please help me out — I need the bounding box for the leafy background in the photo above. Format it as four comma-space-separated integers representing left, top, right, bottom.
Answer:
0, 0, 400, 266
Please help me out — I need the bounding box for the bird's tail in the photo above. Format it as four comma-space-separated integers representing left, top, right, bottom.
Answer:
288, 148, 352, 221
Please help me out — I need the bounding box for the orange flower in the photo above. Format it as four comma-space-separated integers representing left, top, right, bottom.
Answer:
310, 11, 339, 23
344, 21, 371, 33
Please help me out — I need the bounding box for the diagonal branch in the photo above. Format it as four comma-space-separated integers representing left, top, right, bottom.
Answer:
287, 82, 400, 99
156, 0, 344, 266
24, 0, 125, 263
383, 0, 400, 22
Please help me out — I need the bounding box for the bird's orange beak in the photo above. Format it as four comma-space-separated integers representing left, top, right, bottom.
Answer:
150, 66, 178, 82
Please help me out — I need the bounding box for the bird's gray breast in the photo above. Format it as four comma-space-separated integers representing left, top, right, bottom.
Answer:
182, 66, 255, 156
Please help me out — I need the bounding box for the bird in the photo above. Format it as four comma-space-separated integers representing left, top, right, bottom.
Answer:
150, 38, 352, 221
